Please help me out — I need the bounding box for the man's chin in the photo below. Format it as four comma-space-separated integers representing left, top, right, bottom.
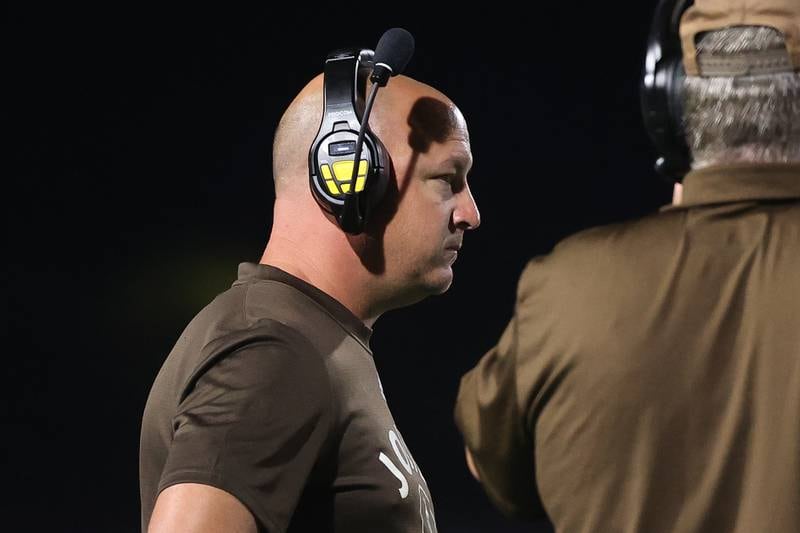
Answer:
426, 266, 454, 295
387, 268, 454, 311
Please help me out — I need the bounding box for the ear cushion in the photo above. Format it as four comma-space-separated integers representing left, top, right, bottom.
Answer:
640, 0, 693, 182
309, 125, 390, 233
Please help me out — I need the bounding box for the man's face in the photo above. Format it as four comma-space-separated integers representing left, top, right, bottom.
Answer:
376, 96, 480, 305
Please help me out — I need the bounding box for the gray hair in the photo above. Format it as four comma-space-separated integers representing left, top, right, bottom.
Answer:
683, 26, 800, 169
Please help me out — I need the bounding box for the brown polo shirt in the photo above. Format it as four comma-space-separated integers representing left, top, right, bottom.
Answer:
455, 163, 800, 532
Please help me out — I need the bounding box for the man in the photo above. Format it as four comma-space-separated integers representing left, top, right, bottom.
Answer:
139, 64, 480, 531
454, 0, 799, 531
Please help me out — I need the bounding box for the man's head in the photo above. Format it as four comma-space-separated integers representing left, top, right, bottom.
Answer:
267, 72, 479, 316
679, 0, 800, 169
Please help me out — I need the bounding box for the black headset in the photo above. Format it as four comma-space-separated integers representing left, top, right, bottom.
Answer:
641, 0, 694, 182
308, 48, 390, 234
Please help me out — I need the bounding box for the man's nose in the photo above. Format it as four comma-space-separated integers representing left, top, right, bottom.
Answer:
453, 185, 480, 230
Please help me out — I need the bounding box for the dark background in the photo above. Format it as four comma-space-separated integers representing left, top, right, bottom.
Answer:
6, 4, 671, 532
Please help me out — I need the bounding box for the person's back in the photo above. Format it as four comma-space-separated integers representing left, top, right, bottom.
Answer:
502, 187, 800, 531
454, 0, 800, 531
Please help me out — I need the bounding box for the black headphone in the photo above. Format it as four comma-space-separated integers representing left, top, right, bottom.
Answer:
308, 48, 390, 234
641, 0, 694, 182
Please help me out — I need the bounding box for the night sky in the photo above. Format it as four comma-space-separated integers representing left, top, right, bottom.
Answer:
7, 3, 671, 531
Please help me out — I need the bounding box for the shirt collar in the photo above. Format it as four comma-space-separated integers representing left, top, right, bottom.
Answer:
235, 262, 373, 346
664, 163, 800, 211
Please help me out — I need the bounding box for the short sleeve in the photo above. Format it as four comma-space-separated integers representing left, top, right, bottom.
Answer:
157, 334, 334, 532
454, 260, 545, 519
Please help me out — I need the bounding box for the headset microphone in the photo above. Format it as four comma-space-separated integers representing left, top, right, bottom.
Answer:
370, 28, 415, 87
342, 28, 415, 232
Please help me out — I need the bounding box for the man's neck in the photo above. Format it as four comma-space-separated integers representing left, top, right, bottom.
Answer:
260, 237, 380, 327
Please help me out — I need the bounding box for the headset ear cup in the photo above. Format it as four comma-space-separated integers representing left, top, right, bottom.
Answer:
641, 0, 694, 182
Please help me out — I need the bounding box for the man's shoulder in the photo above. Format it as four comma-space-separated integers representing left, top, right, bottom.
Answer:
556, 209, 683, 260
185, 271, 365, 374
190, 275, 325, 343
517, 210, 685, 296
171, 280, 325, 376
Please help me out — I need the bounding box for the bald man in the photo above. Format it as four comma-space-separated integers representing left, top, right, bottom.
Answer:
139, 69, 479, 533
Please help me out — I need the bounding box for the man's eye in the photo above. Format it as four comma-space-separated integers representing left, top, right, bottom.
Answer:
435, 174, 464, 193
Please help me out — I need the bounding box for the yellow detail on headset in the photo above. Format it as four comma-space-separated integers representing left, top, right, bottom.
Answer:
332, 160, 368, 193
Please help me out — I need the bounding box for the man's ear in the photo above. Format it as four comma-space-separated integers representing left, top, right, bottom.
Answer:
672, 183, 683, 205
